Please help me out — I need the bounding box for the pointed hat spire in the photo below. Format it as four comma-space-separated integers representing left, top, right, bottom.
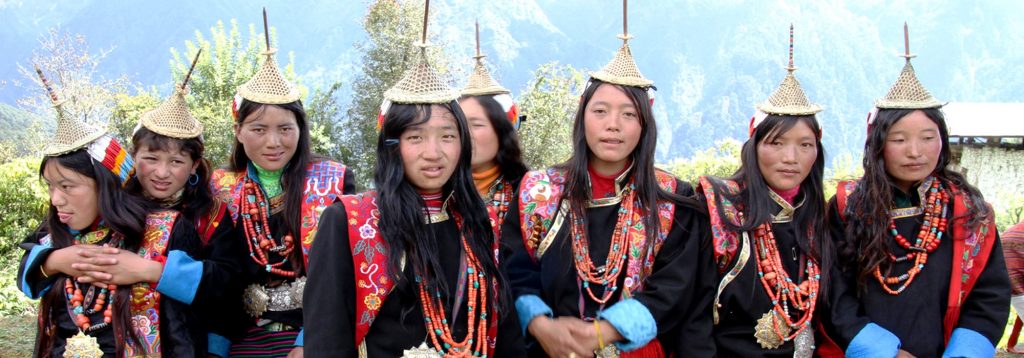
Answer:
236, 8, 301, 104
755, 24, 822, 116
874, 23, 941, 109
139, 49, 205, 139
35, 65, 107, 157
462, 21, 510, 96
590, 0, 653, 88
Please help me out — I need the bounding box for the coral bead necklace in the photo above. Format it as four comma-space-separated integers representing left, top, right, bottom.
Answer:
240, 179, 297, 278
570, 183, 636, 306
874, 179, 949, 295
417, 214, 492, 357
752, 222, 820, 344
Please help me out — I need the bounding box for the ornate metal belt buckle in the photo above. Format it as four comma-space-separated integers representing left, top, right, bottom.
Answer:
64, 331, 103, 358
244, 283, 269, 317
290, 276, 306, 307
401, 342, 441, 357
754, 311, 790, 349
595, 344, 621, 358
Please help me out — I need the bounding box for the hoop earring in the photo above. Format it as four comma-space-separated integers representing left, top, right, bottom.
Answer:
188, 173, 200, 186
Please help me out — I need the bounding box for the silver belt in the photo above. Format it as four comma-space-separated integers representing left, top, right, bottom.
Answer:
243, 277, 306, 317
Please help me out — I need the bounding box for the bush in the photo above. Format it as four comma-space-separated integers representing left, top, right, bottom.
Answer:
0, 157, 47, 318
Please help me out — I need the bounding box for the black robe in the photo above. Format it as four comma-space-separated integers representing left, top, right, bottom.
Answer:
200, 167, 356, 344
303, 202, 526, 357
17, 217, 205, 357
823, 186, 1010, 357
712, 214, 814, 357
503, 179, 717, 357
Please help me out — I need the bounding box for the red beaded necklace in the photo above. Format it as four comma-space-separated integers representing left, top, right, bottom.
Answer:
874, 179, 949, 295
417, 214, 492, 357
570, 183, 636, 306
240, 178, 297, 278
65, 230, 118, 334
489, 178, 514, 227
753, 222, 820, 342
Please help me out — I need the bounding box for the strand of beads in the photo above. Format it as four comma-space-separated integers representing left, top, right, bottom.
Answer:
241, 179, 297, 278
491, 178, 514, 227
65, 279, 116, 333
753, 222, 820, 343
418, 215, 491, 357
875, 179, 949, 294
571, 184, 636, 305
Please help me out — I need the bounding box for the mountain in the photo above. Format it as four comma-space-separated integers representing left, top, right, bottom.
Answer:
1, 0, 1022, 163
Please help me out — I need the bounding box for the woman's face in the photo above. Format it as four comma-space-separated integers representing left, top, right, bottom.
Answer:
399, 105, 462, 193
882, 110, 943, 192
43, 160, 99, 231
235, 104, 300, 171
133, 143, 198, 199
583, 84, 643, 176
756, 120, 819, 192
459, 97, 499, 173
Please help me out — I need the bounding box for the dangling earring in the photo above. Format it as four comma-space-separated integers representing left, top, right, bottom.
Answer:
188, 173, 200, 186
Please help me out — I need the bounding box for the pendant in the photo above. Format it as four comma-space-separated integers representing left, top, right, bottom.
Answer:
243, 284, 269, 317
595, 344, 621, 358
401, 342, 441, 358
793, 327, 815, 358
63, 331, 104, 358
754, 311, 790, 349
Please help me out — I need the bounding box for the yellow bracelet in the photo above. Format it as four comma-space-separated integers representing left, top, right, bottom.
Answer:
595, 319, 605, 349
39, 265, 50, 278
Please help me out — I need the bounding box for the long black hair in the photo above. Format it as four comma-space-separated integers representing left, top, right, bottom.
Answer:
459, 94, 529, 181
126, 127, 213, 227
842, 108, 991, 288
558, 79, 701, 270
230, 99, 316, 273
709, 114, 832, 296
375, 102, 510, 314
36, 149, 150, 356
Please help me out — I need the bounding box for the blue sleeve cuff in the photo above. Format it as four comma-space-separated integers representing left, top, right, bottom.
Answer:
20, 242, 53, 299
294, 328, 303, 346
515, 294, 553, 336
942, 327, 994, 358
155, 250, 202, 305
598, 298, 657, 351
208, 332, 230, 357
846, 323, 900, 358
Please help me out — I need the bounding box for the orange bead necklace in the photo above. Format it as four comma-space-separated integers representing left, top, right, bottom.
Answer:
874, 179, 948, 295
240, 179, 297, 278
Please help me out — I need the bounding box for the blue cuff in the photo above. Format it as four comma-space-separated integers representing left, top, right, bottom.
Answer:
846, 323, 900, 358
598, 298, 656, 351
515, 294, 553, 336
942, 328, 994, 358
155, 250, 202, 304
294, 328, 304, 346
208, 332, 230, 358
20, 243, 53, 299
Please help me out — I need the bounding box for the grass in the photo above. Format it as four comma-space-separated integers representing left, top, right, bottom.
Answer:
0, 314, 35, 357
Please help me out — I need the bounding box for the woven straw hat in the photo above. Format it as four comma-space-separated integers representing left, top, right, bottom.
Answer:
756, 25, 821, 116
237, 48, 301, 104
875, 61, 941, 109
591, 37, 653, 88
139, 86, 204, 139
385, 48, 460, 104
33, 66, 107, 157
462, 60, 510, 97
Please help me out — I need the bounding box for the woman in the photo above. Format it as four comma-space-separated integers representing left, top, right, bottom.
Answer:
503, 16, 716, 357
198, 26, 355, 357
823, 33, 1009, 357
17, 67, 203, 357
701, 26, 832, 357
303, 34, 524, 356
459, 40, 528, 237
125, 72, 215, 239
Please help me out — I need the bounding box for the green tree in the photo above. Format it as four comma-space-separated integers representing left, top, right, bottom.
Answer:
339, 0, 450, 190
305, 82, 346, 158
662, 139, 742, 183
823, 152, 864, 200
517, 62, 587, 170
108, 89, 160, 144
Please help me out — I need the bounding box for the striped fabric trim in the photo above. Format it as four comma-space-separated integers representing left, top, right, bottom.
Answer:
229, 326, 299, 357
1003, 222, 1024, 295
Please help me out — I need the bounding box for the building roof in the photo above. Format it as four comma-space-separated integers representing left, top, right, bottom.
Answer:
944, 102, 1024, 138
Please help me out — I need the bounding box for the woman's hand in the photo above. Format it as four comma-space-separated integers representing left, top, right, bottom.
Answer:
286, 347, 303, 358
42, 245, 111, 280
528, 316, 594, 358
72, 247, 164, 286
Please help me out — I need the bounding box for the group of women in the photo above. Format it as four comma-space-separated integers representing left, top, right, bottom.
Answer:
16, 4, 1010, 358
